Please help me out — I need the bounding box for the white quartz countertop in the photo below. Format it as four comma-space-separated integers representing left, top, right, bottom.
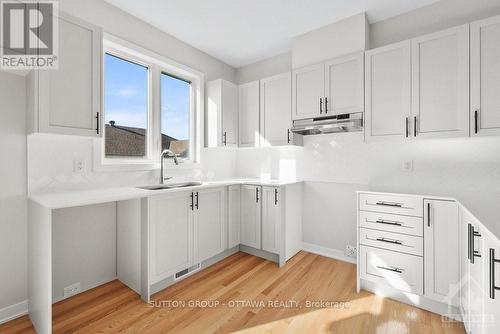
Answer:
29, 179, 302, 210
358, 190, 500, 242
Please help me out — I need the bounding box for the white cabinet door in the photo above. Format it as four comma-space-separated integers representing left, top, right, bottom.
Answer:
222, 80, 238, 146
411, 25, 469, 139
240, 185, 261, 249
423, 199, 460, 305
469, 221, 486, 334
292, 63, 325, 120
149, 191, 193, 284
471, 15, 500, 136
365, 41, 411, 141
325, 52, 364, 116
228, 185, 241, 248
260, 73, 292, 146
261, 187, 281, 254
484, 229, 500, 334
194, 188, 225, 263
38, 13, 102, 137
238, 81, 260, 147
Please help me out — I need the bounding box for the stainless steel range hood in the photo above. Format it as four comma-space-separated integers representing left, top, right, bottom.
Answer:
291, 112, 363, 136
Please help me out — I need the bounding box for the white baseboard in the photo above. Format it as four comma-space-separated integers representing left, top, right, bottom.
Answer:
302, 242, 357, 264
0, 300, 28, 325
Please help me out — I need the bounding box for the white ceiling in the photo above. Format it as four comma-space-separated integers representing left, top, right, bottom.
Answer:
105, 0, 440, 68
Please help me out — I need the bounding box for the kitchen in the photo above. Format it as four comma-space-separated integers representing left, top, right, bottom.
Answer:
1, 0, 500, 333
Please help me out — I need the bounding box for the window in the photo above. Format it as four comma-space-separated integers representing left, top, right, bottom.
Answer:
104, 53, 149, 158
97, 35, 204, 170
161, 73, 191, 158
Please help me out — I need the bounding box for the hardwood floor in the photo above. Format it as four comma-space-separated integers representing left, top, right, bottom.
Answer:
0, 251, 465, 334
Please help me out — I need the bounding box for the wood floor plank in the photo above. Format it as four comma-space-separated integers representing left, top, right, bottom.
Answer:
0, 251, 465, 334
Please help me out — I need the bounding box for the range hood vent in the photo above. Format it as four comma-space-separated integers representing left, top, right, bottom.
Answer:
291, 112, 363, 136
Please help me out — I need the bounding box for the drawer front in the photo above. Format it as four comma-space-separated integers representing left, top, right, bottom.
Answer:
360, 245, 423, 295
359, 193, 423, 217
359, 211, 423, 237
359, 228, 423, 256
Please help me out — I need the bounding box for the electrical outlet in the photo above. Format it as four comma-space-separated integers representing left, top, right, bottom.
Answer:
402, 160, 414, 172
63, 282, 81, 298
73, 159, 85, 173
345, 245, 357, 258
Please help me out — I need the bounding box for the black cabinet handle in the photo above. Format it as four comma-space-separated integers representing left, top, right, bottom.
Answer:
471, 225, 482, 264
414, 116, 417, 136
96, 112, 100, 134
274, 189, 278, 205
467, 224, 471, 261
373, 219, 403, 227
490, 248, 500, 299
190, 192, 194, 211
223, 132, 227, 146
427, 203, 431, 227
195, 192, 199, 210
325, 97, 328, 113
474, 110, 479, 134
256, 188, 259, 203
377, 266, 403, 274
287, 129, 291, 144
376, 237, 403, 245
405, 117, 409, 138
375, 201, 402, 207
319, 98, 323, 114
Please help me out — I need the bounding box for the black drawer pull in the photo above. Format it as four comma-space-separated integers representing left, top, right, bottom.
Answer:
376, 237, 402, 245
374, 219, 402, 227
375, 201, 403, 207
377, 266, 403, 274
490, 248, 500, 299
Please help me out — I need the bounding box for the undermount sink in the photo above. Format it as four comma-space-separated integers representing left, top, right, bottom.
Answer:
138, 181, 203, 190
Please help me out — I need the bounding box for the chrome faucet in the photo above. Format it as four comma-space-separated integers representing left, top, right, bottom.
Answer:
160, 149, 179, 184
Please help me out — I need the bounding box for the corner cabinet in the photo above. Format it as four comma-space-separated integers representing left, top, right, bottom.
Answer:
292, 52, 364, 120
206, 79, 238, 147
27, 12, 102, 137
227, 185, 241, 248
238, 81, 260, 147
240, 185, 262, 249
470, 14, 500, 137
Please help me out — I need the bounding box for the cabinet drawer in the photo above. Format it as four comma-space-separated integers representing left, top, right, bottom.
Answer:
359, 211, 423, 237
360, 245, 423, 295
359, 228, 423, 256
359, 193, 423, 217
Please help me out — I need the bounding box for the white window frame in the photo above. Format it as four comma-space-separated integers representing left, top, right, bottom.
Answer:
94, 34, 204, 171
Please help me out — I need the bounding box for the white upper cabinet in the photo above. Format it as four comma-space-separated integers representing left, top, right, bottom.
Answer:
292, 63, 325, 120
260, 73, 292, 146
194, 188, 225, 263
324, 52, 364, 115
365, 41, 411, 141
28, 13, 102, 136
240, 185, 261, 249
471, 14, 500, 136
206, 79, 238, 147
411, 25, 470, 139
238, 81, 260, 147
423, 199, 459, 306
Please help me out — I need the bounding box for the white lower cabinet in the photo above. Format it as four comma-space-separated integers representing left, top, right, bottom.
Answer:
194, 188, 225, 263
149, 191, 193, 284
240, 185, 262, 249
227, 185, 241, 248
423, 199, 460, 306
261, 187, 281, 254
149, 187, 225, 284
484, 229, 500, 333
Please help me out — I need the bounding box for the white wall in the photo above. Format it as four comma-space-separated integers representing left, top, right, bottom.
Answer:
236, 52, 292, 84
0, 71, 27, 311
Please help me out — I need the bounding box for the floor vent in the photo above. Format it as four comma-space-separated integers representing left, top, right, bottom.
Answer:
174, 263, 201, 281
